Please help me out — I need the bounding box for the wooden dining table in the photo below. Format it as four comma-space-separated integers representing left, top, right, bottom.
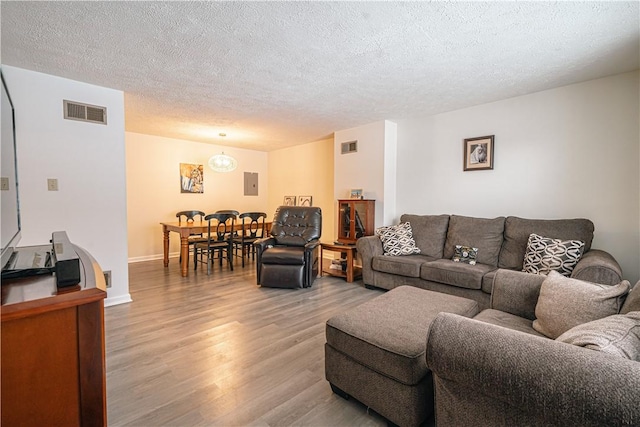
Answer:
161, 220, 272, 277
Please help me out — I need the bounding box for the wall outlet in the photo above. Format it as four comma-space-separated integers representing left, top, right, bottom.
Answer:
47, 178, 59, 191
0, 177, 8, 191
103, 270, 112, 288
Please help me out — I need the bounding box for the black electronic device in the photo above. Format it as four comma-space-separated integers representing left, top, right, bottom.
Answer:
51, 231, 81, 287
1, 231, 81, 287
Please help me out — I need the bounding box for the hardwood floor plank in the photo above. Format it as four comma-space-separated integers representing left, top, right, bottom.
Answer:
105, 259, 387, 426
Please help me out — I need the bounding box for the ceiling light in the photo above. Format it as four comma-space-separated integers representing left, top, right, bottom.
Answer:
208, 152, 237, 173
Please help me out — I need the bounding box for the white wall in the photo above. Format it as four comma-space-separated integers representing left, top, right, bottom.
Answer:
395, 71, 640, 283
334, 120, 397, 234
126, 132, 268, 260
2, 66, 130, 306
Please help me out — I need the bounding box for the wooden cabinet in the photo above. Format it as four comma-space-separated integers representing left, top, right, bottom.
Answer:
337, 199, 375, 244
1, 245, 107, 427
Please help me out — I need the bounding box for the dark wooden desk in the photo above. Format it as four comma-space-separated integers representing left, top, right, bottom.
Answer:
1, 245, 107, 427
161, 220, 272, 277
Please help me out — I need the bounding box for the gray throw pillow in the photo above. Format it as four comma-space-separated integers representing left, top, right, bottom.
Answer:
556, 312, 640, 361
375, 222, 421, 256
522, 233, 585, 277
533, 271, 630, 339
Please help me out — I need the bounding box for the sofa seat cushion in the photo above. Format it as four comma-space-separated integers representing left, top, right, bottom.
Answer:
474, 309, 546, 337
372, 254, 434, 278
326, 286, 479, 385
400, 214, 450, 258
499, 216, 594, 270
443, 215, 505, 267
260, 246, 305, 265
421, 259, 496, 290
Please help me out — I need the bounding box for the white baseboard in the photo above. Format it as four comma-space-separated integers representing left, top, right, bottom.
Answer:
104, 293, 133, 307
128, 253, 179, 263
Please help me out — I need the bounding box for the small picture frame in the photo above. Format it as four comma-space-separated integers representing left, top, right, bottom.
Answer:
283, 196, 296, 206
464, 135, 494, 171
298, 196, 312, 206
349, 189, 363, 199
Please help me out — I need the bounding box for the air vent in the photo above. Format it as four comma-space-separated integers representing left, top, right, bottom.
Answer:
341, 140, 358, 154
63, 100, 107, 125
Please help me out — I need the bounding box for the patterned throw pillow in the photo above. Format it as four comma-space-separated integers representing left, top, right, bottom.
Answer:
522, 233, 585, 277
375, 222, 421, 256
452, 245, 478, 265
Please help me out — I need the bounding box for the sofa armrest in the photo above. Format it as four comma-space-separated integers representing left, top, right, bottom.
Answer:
571, 249, 623, 285
356, 235, 383, 286
426, 313, 640, 427
490, 269, 545, 320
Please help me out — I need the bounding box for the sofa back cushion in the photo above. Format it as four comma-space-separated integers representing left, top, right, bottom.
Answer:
499, 217, 594, 270
533, 271, 630, 339
443, 215, 505, 267
400, 214, 450, 258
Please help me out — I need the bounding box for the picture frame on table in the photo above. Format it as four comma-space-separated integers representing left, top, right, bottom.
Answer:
283, 196, 296, 206
298, 196, 312, 206
463, 135, 494, 171
349, 189, 363, 199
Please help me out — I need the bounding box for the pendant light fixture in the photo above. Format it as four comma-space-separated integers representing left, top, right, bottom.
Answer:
208, 152, 237, 172
208, 133, 237, 172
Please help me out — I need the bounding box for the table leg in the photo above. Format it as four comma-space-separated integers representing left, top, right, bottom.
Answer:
163, 227, 170, 267
180, 237, 189, 277
346, 249, 354, 283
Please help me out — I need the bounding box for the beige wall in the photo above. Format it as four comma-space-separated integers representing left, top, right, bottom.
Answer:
126, 132, 268, 260
268, 137, 335, 243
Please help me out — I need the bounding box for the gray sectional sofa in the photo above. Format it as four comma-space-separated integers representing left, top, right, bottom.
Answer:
426, 269, 640, 426
357, 214, 623, 309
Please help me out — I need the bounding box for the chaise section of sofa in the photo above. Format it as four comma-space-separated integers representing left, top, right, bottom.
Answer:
425, 270, 640, 426
357, 214, 623, 310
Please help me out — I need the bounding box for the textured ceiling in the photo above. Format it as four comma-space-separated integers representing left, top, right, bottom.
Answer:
1, 1, 638, 151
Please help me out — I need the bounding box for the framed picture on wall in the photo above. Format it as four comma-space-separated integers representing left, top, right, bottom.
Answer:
463, 135, 494, 171
283, 196, 296, 206
180, 163, 204, 193
298, 196, 312, 206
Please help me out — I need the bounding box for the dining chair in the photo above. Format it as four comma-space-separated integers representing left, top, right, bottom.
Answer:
175, 210, 206, 262
233, 212, 267, 267
193, 212, 236, 274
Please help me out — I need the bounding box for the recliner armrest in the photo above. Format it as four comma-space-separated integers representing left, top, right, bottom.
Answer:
254, 237, 276, 254
426, 313, 640, 426
304, 240, 320, 252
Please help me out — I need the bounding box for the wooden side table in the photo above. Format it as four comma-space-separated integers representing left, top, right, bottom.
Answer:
320, 242, 361, 283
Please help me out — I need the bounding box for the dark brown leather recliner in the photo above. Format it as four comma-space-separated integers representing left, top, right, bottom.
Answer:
254, 206, 322, 288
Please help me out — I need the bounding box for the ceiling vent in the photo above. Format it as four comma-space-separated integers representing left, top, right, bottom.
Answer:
63, 100, 107, 125
341, 140, 358, 154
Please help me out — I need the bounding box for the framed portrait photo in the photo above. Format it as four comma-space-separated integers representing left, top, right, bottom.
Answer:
283, 196, 296, 206
463, 135, 494, 171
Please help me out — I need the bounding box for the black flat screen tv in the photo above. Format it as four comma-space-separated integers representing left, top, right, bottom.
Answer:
1, 70, 21, 270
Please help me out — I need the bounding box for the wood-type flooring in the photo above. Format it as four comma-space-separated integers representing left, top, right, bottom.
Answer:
105, 258, 390, 426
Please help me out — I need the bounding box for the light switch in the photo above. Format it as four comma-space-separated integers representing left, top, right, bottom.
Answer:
0, 177, 8, 191
47, 178, 59, 191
